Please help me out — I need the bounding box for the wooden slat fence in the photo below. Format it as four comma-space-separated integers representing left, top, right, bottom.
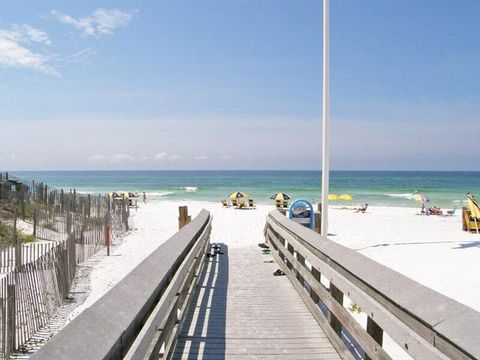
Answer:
0, 172, 130, 358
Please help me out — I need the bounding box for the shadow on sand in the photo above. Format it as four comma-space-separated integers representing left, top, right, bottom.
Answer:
355, 240, 480, 251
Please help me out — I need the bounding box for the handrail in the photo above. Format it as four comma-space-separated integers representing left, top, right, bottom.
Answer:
30, 209, 212, 360
266, 209, 480, 360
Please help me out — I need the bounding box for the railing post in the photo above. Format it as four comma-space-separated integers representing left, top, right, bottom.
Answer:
106, 224, 111, 256
178, 206, 191, 229
7, 284, 16, 353
329, 283, 343, 337
366, 317, 384, 360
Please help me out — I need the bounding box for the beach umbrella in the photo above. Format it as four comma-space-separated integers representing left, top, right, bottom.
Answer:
339, 194, 353, 201
229, 191, 249, 199
328, 194, 339, 201
413, 193, 429, 204
270, 193, 292, 201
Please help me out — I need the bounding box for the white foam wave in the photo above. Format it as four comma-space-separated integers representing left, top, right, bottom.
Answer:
147, 191, 174, 197
385, 193, 415, 200
183, 187, 198, 192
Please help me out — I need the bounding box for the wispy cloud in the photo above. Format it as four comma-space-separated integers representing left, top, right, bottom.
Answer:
153, 152, 181, 161
194, 155, 208, 160
89, 152, 181, 164
88, 153, 135, 163
62, 47, 96, 64
50, 8, 134, 37
0, 25, 58, 76
220, 155, 232, 160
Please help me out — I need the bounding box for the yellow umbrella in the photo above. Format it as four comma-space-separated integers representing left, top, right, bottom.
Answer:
271, 193, 291, 201
339, 194, 353, 201
229, 191, 249, 199
328, 194, 339, 201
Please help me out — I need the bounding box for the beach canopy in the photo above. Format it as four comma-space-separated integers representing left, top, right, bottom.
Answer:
467, 193, 480, 219
229, 191, 249, 199
328, 194, 339, 201
271, 193, 291, 201
339, 194, 353, 201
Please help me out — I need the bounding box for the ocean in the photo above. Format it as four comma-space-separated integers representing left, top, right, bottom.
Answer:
8, 170, 480, 208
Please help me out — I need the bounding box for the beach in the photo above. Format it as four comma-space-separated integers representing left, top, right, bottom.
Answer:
66, 200, 480, 321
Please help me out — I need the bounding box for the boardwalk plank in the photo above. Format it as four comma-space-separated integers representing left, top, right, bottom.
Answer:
171, 245, 340, 359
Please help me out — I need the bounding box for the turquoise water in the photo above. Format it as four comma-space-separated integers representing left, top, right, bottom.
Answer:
8, 171, 480, 208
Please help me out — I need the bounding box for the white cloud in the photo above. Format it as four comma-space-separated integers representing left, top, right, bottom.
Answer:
88, 154, 108, 162
111, 153, 135, 162
194, 155, 208, 160
13, 24, 51, 45
0, 25, 58, 76
169, 154, 181, 161
88, 153, 135, 163
51, 8, 134, 37
220, 155, 232, 160
153, 152, 181, 161
153, 152, 169, 160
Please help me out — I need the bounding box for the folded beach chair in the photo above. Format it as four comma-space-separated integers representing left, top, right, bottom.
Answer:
463, 194, 480, 233
248, 199, 256, 208
221, 199, 230, 207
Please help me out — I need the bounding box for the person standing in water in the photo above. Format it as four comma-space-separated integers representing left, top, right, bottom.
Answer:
143, 192, 147, 203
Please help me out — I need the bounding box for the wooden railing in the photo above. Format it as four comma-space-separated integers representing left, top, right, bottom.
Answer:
265, 209, 480, 360
30, 209, 212, 360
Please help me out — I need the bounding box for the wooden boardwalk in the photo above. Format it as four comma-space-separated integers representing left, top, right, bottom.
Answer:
172, 244, 340, 360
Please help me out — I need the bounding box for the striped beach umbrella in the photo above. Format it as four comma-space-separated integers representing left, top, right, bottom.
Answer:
413, 193, 429, 204
270, 193, 292, 201
229, 191, 249, 199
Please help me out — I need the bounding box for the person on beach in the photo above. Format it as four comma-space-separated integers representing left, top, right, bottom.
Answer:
427, 205, 443, 216
143, 192, 147, 203
355, 203, 368, 213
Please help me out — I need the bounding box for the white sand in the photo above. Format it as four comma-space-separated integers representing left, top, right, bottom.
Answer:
71, 200, 480, 316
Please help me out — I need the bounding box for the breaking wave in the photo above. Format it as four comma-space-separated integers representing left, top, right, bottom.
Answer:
384, 193, 415, 200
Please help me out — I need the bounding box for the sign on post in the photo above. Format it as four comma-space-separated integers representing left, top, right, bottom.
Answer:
289, 199, 314, 230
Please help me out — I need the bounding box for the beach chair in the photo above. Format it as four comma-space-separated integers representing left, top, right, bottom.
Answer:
463, 194, 480, 233
238, 199, 246, 208
248, 199, 256, 208
231, 199, 238, 207
221, 199, 230, 207
446, 206, 457, 216
275, 200, 282, 208
282, 201, 289, 209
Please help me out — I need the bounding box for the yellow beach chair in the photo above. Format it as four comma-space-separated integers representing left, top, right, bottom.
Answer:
282, 201, 289, 209
275, 200, 282, 208
238, 199, 246, 208
232, 199, 238, 207
221, 199, 230, 207
248, 199, 256, 208
463, 193, 480, 233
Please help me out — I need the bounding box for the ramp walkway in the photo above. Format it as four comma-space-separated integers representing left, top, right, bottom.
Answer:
29, 209, 480, 360
172, 245, 340, 360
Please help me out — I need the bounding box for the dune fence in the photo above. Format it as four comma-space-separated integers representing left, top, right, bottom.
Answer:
0, 172, 130, 358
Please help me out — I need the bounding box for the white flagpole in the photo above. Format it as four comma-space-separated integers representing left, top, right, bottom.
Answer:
321, 0, 330, 236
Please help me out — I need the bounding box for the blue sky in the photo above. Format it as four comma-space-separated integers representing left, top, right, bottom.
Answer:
1, 1, 479, 170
